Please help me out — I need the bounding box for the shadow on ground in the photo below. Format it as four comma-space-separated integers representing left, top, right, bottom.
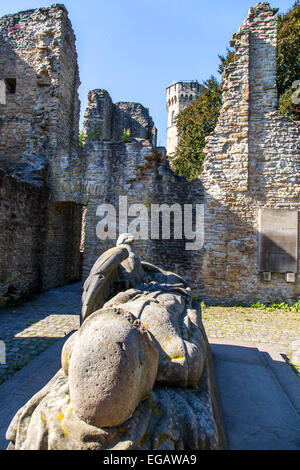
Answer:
0, 332, 299, 450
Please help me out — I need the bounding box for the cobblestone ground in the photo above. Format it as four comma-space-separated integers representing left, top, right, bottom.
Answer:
0, 283, 81, 385
202, 305, 300, 376
0, 282, 299, 385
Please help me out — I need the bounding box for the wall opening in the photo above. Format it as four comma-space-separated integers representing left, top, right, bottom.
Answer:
171, 111, 176, 125
5, 78, 16, 94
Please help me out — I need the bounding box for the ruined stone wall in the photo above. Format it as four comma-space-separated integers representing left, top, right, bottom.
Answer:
81, 90, 114, 143
79, 138, 204, 281
0, 5, 83, 304
198, 2, 300, 304
0, 169, 83, 304
0, 169, 47, 305
41, 201, 83, 291
81, 90, 157, 147
0, 4, 80, 179
113, 102, 157, 146
79, 3, 299, 305
76, 88, 204, 281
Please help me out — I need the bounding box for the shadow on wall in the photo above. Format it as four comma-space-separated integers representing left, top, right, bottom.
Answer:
0, 22, 84, 305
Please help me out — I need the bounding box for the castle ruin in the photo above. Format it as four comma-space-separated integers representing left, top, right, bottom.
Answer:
0, 2, 299, 307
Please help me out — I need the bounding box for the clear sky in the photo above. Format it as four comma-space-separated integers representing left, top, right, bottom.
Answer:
0, 0, 295, 146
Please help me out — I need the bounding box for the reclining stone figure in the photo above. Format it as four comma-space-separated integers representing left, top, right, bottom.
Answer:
6, 234, 225, 450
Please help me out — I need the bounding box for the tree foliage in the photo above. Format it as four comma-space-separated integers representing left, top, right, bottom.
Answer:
277, 1, 300, 120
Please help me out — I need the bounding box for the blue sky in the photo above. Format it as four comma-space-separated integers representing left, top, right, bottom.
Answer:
0, 0, 295, 146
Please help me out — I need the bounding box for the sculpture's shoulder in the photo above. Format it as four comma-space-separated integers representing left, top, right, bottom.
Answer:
96, 246, 128, 269
91, 246, 128, 275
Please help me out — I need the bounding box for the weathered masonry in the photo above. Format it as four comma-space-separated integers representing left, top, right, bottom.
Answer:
0, 2, 299, 306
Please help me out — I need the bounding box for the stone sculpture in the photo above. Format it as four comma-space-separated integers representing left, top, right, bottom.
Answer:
6, 235, 226, 450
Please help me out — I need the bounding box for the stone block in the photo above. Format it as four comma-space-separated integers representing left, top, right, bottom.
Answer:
259, 209, 298, 273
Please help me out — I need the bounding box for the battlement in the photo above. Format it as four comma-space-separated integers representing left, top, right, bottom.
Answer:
166, 80, 200, 90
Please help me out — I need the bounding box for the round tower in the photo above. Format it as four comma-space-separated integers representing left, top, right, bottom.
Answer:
166, 80, 202, 156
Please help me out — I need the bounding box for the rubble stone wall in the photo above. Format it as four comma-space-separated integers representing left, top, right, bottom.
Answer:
80, 138, 204, 281
79, 4, 299, 305
0, 2, 298, 306
81, 90, 157, 146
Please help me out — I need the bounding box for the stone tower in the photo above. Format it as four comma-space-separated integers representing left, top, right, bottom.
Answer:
166, 80, 202, 156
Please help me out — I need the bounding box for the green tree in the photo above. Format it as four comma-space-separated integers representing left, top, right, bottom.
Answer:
277, 1, 300, 120
169, 76, 222, 181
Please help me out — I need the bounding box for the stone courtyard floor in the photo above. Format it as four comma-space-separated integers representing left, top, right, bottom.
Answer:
0, 282, 299, 385
0, 283, 81, 385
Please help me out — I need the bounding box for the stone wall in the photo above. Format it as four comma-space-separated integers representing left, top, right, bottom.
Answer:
41, 201, 83, 291
0, 4, 80, 179
0, 5, 83, 304
75, 89, 204, 281
113, 102, 157, 146
79, 138, 204, 281
81, 90, 114, 143
0, 169, 47, 305
0, 2, 298, 307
